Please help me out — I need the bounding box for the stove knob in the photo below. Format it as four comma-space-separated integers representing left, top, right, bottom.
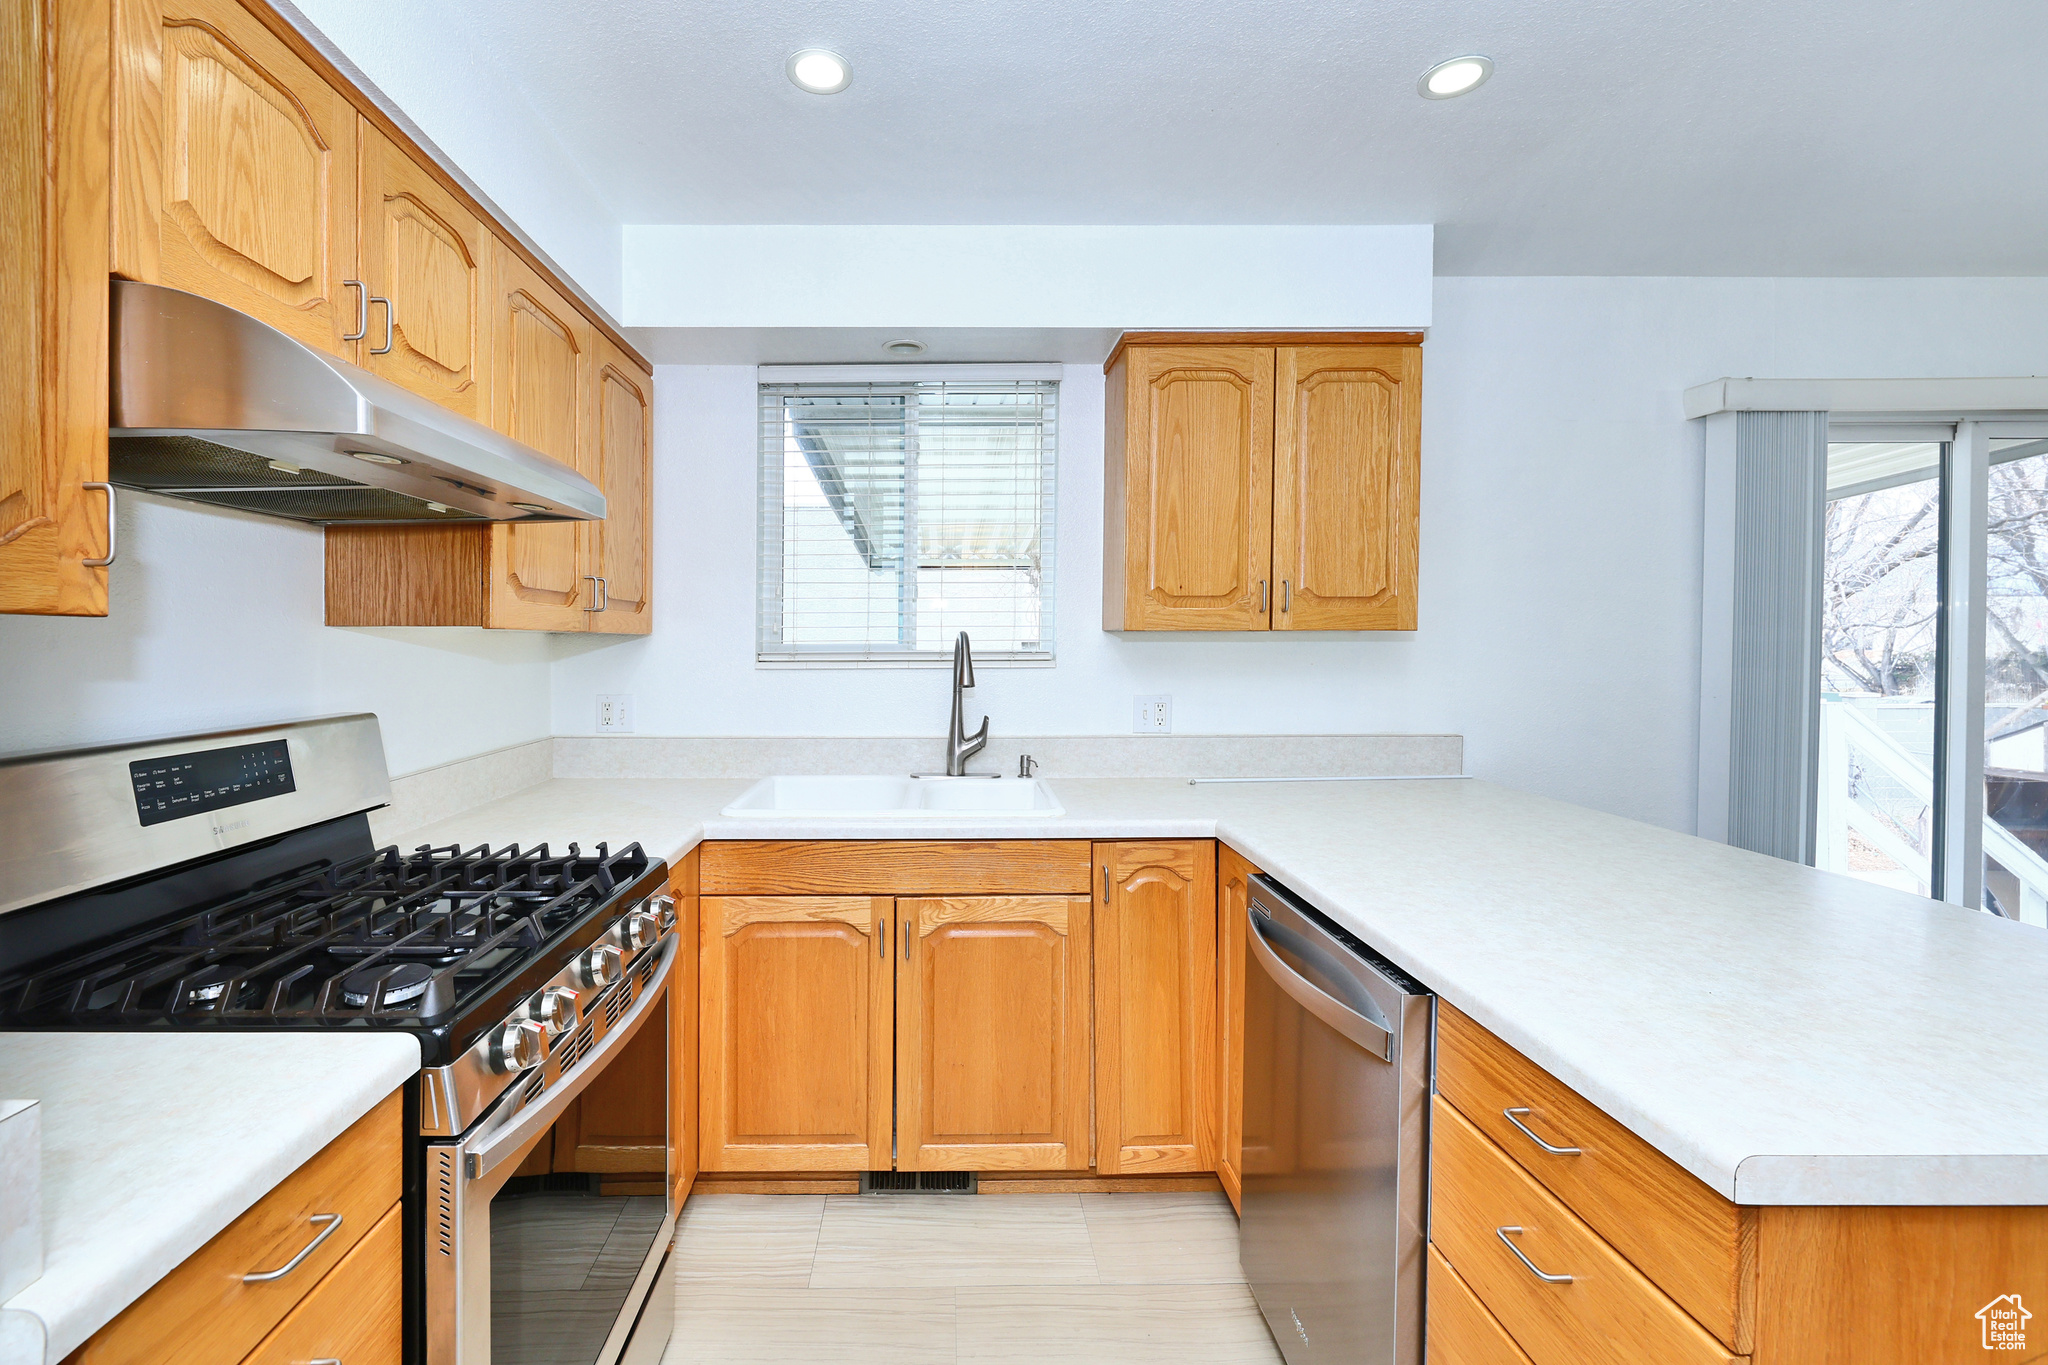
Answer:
622, 911, 660, 951
527, 986, 581, 1037
488, 1019, 547, 1075
649, 894, 677, 932
575, 944, 623, 989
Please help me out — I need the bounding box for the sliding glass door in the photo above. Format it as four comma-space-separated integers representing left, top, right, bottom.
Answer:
1818, 423, 2048, 926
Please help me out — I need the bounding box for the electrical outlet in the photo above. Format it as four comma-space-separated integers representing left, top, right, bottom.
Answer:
1133, 694, 1172, 734
596, 694, 635, 734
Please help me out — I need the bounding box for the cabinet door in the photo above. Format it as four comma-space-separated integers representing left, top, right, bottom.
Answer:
357, 119, 487, 418
1215, 845, 1259, 1212
1272, 344, 1421, 631
118, 0, 358, 358
699, 896, 893, 1171
486, 238, 594, 630
1094, 841, 1217, 1174
586, 340, 653, 634
896, 896, 1092, 1171
1, 0, 111, 617
1107, 346, 1273, 630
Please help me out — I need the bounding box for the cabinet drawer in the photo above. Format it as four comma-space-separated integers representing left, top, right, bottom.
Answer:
74, 1089, 402, 1365
1428, 1244, 1536, 1365
243, 1202, 402, 1365
702, 841, 1093, 895
1435, 1002, 1752, 1351
1429, 1099, 1744, 1365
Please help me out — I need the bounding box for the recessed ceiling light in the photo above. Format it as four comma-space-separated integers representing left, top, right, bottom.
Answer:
787, 49, 850, 94
511, 502, 550, 514
1418, 54, 1493, 99
349, 450, 406, 466
883, 338, 926, 356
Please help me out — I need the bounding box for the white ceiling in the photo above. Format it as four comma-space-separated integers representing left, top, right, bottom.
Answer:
464, 0, 2048, 276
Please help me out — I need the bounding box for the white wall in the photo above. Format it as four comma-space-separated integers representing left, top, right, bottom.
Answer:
282, 0, 624, 316
622, 225, 1433, 330
551, 277, 2048, 833
0, 496, 555, 776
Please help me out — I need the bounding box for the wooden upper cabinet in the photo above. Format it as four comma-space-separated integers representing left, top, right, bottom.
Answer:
486, 239, 595, 631
1273, 344, 1420, 630
1102, 333, 1422, 633
116, 0, 358, 358
698, 896, 893, 1172
1094, 840, 1217, 1175
0, 0, 112, 616
896, 896, 1092, 1172
1105, 345, 1272, 630
587, 338, 654, 634
355, 118, 486, 417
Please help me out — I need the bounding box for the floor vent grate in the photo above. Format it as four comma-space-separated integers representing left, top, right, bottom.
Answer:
860, 1170, 977, 1195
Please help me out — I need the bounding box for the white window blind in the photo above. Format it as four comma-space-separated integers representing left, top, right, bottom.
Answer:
757, 374, 1058, 665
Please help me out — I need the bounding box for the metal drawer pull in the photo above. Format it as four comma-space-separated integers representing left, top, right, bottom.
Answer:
1496, 1226, 1572, 1284
242, 1213, 343, 1282
82, 482, 116, 567
1503, 1107, 1581, 1155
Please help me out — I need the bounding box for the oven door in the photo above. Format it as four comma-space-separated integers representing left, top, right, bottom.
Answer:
427, 933, 677, 1365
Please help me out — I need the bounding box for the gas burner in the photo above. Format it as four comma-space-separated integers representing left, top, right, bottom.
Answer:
180, 966, 233, 1007
341, 961, 434, 1009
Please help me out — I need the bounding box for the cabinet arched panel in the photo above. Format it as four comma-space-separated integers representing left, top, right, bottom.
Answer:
358, 119, 486, 417
1094, 840, 1217, 1173
588, 351, 653, 634
135, 0, 357, 357
698, 896, 892, 1171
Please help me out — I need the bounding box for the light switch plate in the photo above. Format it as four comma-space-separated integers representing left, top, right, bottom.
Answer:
596, 694, 635, 733
1133, 694, 1172, 734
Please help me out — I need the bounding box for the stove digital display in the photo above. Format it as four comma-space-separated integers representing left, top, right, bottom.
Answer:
130, 740, 296, 827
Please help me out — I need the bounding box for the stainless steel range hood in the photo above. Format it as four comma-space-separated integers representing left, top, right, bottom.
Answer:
108, 281, 604, 524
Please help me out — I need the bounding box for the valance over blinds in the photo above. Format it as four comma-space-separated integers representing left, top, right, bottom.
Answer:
757, 377, 1058, 664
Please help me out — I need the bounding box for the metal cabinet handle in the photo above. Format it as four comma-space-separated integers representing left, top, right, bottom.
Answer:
341, 280, 367, 341
1503, 1108, 1582, 1156
243, 1213, 343, 1282
902, 918, 911, 960
596, 577, 609, 612
1282, 579, 1291, 612
1102, 866, 1110, 903
81, 482, 116, 567
878, 918, 886, 959
369, 296, 394, 354
1496, 1226, 1572, 1283
1260, 580, 1268, 613
584, 575, 602, 612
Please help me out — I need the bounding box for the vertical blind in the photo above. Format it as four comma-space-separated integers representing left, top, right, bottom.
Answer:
757, 377, 1058, 663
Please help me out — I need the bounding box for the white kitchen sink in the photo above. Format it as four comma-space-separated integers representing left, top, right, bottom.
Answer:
720, 775, 1064, 818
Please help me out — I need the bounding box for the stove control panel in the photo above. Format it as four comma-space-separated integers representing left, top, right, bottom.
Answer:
129, 739, 296, 827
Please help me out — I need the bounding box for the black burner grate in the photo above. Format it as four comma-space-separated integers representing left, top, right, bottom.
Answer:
0, 841, 649, 1027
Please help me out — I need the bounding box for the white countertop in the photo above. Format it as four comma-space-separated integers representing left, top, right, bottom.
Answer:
0, 1033, 419, 1365
397, 775, 2048, 1207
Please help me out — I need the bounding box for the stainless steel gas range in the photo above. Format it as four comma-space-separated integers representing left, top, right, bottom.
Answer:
0, 714, 678, 1365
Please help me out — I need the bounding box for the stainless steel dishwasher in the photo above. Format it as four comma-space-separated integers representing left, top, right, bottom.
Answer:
1241, 874, 1432, 1365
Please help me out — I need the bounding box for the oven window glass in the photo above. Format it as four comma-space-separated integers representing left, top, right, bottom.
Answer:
489, 996, 670, 1365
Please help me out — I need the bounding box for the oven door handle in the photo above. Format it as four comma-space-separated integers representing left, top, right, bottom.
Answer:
462, 933, 675, 1181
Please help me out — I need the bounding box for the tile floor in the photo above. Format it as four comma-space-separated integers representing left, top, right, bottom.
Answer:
659, 1192, 1285, 1364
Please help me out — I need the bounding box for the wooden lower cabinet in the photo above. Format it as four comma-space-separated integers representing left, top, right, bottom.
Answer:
669, 848, 700, 1204
240, 1203, 402, 1365
1215, 844, 1259, 1211
69, 1089, 402, 1365
693, 839, 1218, 1183
897, 896, 1092, 1171
1428, 1003, 2048, 1365
1427, 1244, 1536, 1365
1094, 840, 1216, 1175
699, 895, 894, 1171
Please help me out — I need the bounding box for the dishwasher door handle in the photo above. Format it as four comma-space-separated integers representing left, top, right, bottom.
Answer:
1247, 903, 1394, 1061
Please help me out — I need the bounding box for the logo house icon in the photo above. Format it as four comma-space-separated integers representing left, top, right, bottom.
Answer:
1978, 1294, 2031, 1351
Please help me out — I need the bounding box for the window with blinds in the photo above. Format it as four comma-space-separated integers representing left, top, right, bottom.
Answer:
757, 374, 1058, 665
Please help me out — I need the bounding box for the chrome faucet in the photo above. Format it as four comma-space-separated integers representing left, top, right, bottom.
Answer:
945, 632, 990, 776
